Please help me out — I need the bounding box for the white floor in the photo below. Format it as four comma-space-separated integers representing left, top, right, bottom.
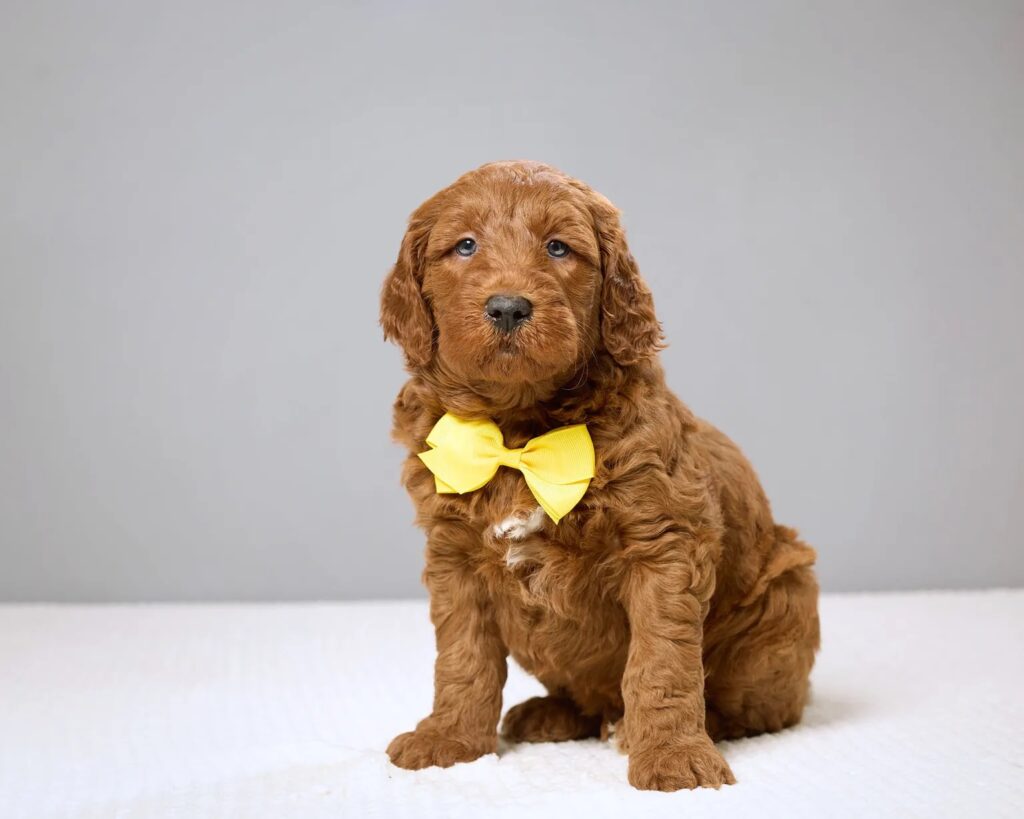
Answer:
1, 590, 1022, 818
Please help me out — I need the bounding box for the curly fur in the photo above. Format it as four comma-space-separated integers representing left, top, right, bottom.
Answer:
380, 161, 820, 791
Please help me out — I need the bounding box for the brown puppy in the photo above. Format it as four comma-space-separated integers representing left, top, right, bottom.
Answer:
380, 161, 819, 791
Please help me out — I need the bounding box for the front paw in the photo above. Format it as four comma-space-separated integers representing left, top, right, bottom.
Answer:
628, 736, 736, 791
386, 727, 495, 770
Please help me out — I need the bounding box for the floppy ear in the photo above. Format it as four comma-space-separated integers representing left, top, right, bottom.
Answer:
380, 211, 435, 368
591, 196, 664, 366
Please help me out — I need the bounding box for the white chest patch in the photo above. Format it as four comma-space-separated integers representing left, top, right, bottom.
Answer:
492, 506, 547, 569
492, 506, 546, 542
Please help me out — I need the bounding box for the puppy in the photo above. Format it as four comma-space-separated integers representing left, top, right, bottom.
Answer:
380, 161, 819, 791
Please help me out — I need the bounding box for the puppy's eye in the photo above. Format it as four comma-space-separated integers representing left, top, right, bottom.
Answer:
546, 240, 569, 258
455, 238, 477, 257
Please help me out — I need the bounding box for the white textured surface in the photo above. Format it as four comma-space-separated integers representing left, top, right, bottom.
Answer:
1, 591, 1022, 818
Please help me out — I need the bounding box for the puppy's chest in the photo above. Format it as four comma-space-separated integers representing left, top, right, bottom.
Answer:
478, 469, 561, 555
471, 479, 606, 614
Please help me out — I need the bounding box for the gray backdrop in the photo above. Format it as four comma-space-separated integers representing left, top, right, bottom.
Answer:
2, 1, 1022, 602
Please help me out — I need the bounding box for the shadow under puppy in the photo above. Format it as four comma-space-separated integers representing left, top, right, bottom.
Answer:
380, 161, 819, 791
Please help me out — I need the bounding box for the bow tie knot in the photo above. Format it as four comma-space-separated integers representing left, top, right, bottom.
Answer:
417, 413, 595, 523
496, 446, 524, 470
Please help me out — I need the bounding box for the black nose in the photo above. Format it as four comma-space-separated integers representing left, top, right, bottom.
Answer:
485, 294, 533, 332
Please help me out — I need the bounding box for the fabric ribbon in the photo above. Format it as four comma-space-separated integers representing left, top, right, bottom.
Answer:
417, 413, 595, 523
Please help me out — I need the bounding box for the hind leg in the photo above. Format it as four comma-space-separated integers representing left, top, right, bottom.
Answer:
501, 694, 603, 743
704, 561, 820, 741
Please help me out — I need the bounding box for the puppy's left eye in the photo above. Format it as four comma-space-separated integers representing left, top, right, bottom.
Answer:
455, 238, 477, 257
547, 240, 569, 258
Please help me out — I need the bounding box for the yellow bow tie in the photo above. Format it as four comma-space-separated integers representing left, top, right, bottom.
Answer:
417, 413, 595, 523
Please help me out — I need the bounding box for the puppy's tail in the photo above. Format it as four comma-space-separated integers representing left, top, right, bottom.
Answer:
740, 525, 817, 606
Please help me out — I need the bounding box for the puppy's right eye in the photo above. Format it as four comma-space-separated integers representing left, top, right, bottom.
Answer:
455, 238, 477, 257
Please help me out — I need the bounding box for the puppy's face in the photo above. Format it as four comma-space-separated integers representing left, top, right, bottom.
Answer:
421, 168, 602, 384
381, 161, 662, 389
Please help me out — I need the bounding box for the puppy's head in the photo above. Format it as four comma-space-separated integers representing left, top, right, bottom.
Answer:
380, 161, 662, 386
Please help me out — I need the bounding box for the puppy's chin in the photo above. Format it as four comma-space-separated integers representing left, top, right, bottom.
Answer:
437, 316, 582, 387
480, 344, 574, 384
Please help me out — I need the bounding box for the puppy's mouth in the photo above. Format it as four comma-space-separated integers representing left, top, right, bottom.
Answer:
476, 320, 579, 383
494, 330, 527, 354
470, 320, 540, 372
